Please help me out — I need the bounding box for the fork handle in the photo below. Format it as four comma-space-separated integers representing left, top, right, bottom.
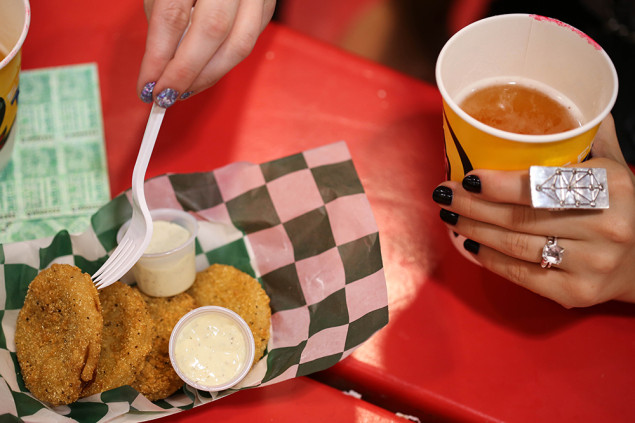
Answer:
131, 104, 165, 252
132, 104, 165, 190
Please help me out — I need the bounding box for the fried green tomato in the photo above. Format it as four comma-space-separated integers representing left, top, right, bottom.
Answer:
131, 290, 197, 401
81, 282, 153, 397
187, 264, 271, 365
15, 264, 102, 406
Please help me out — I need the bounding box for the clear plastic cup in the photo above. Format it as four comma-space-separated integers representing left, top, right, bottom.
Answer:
117, 208, 198, 297
169, 306, 256, 392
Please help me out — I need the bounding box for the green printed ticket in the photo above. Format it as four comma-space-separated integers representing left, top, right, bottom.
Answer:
0, 63, 110, 243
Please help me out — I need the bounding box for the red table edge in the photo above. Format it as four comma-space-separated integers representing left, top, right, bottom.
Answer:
154, 377, 409, 422
312, 358, 504, 422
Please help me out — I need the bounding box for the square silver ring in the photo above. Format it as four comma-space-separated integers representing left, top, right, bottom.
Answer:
530, 166, 609, 210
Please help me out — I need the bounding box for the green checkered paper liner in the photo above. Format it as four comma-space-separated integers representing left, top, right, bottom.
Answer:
0, 142, 389, 422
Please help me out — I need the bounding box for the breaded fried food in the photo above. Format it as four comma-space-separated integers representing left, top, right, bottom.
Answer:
187, 264, 271, 364
15, 264, 102, 406
132, 290, 197, 401
81, 282, 153, 397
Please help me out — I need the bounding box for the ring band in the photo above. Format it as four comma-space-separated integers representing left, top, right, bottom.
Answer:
530, 166, 609, 210
541, 236, 564, 268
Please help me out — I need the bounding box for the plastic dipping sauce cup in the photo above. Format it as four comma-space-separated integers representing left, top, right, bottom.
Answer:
169, 306, 256, 392
117, 208, 198, 297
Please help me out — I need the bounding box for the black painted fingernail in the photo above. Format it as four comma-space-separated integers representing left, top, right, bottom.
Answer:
453, 231, 459, 237
462, 174, 481, 193
180, 91, 194, 100
463, 239, 480, 254
440, 209, 459, 225
156, 88, 179, 108
140, 81, 156, 103
432, 186, 453, 205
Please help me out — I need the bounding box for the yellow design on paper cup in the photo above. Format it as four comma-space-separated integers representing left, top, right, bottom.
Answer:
442, 99, 598, 182
0, 0, 30, 172
0, 50, 22, 153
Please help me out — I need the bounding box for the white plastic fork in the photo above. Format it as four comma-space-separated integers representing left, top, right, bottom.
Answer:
93, 104, 166, 289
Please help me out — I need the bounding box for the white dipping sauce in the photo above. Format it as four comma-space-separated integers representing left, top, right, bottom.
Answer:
173, 313, 248, 387
134, 220, 196, 297
145, 220, 190, 254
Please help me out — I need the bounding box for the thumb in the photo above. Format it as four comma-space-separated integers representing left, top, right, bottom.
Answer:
591, 114, 628, 166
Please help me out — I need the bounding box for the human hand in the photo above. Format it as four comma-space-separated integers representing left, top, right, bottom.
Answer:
137, 0, 276, 108
432, 116, 635, 308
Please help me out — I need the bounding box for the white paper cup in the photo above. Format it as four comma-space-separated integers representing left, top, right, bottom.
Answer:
436, 14, 618, 182
0, 0, 30, 173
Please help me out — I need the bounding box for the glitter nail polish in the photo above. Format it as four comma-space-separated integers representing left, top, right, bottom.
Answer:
180, 91, 194, 100
140, 81, 156, 103
156, 88, 179, 108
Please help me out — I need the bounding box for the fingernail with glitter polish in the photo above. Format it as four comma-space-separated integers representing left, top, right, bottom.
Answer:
462, 174, 481, 193
432, 186, 453, 205
464, 239, 480, 254
440, 209, 459, 225
180, 91, 194, 100
156, 88, 179, 108
140, 81, 156, 103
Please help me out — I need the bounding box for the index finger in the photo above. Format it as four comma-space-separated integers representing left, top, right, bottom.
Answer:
153, 0, 240, 100
464, 155, 618, 207
137, 0, 194, 100
462, 169, 531, 206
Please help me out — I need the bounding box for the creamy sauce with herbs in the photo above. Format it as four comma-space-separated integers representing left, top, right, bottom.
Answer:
174, 313, 248, 387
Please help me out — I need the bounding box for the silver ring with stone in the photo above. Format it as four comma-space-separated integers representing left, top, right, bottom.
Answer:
541, 236, 564, 269
530, 166, 609, 210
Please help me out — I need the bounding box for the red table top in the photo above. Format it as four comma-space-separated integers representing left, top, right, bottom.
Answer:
23, 1, 635, 422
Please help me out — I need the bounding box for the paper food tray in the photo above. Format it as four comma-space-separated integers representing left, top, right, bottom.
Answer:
0, 141, 389, 422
